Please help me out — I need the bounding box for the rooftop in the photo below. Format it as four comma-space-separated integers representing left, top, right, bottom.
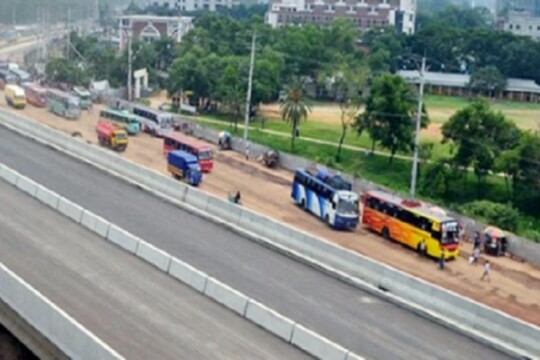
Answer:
398, 70, 540, 94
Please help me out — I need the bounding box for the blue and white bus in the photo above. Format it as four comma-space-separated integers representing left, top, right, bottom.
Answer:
291, 168, 359, 230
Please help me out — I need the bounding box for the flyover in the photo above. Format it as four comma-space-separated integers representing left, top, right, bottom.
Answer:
0, 125, 512, 359
0, 178, 309, 359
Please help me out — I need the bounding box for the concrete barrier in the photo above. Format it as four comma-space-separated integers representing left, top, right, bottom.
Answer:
81, 211, 111, 239
35, 185, 60, 210
204, 197, 242, 224
107, 225, 139, 254
15, 175, 38, 197
291, 324, 348, 360
57, 197, 84, 223
0, 163, 18, 185
135, 241, 172, 272
245, 299, 295, 342
204, 277, 249, 316
168, 257, 208, 293
345, 352, 365, 360
0, 263, 122, 360
184, 187, 210, 211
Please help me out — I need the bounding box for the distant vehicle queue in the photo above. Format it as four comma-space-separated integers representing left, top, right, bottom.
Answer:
1, 77, 462, 260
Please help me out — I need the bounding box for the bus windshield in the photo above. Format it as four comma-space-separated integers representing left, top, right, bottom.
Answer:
68, 99, 79, 109
440, 221, 459, 244
198, 150, 213, 160
337, 198, 359, 216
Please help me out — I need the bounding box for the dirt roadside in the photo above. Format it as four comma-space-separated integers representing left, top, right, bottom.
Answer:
3, 99, 539, 327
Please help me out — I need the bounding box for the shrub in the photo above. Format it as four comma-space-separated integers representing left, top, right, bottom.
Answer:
459, 200, 519, 232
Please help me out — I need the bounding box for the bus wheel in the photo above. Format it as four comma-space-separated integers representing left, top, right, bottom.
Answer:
382, 227, 390, 241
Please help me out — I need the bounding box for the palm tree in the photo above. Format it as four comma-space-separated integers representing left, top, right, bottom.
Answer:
281, 80, 311, 152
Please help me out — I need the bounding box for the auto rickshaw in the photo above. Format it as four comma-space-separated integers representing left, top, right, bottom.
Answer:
483, 226, 508, 256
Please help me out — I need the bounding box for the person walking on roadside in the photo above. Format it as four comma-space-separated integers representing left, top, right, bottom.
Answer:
481, 260, 491, 282
438, 249, 446, 270
473, 231, 481, 250
471, 247, 481, 265
88, 101, 93, 114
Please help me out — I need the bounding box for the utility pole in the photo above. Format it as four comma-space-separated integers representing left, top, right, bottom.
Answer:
409, 55, 426, 200
243, 31, 256, 150
127, 30, 133, 101
67, 8, 71, 60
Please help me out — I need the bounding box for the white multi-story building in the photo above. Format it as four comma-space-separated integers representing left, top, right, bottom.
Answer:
155, 0, 241, 12
502, 10, 540, 40
265, 0, 416, 34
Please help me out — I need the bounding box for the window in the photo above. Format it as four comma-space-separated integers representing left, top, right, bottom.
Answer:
509, 24, 513, 29
516, 24, 521, 30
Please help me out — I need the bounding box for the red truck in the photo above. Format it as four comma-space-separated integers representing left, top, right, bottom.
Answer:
96, 121, 128, 152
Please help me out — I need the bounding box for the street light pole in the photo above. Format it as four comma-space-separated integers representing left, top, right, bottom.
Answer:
243, 31, 256, 150
127, 30, 132, 101
409, 55, 426, 200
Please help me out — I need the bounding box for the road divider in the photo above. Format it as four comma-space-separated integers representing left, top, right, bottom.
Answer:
0, 161, 365, 360
292, 324, 349, 360
245, 299, 295, 342
135, 241, 171, 272
106, 225, 139, 254
168, 258, 208, 293
1, 110, 537, 358
57, 198, 84, 224
15, 175, 38, 197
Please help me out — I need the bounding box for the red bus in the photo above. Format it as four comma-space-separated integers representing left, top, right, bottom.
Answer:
163, 133, 214, 172
23, 83, 47, 107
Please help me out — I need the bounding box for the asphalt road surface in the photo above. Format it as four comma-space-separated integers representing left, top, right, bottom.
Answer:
0, 126, 512, 360
0, 180, 309, 360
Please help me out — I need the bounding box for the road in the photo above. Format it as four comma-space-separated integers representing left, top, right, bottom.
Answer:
0, 126, 511, 360
0, 180, 308, 360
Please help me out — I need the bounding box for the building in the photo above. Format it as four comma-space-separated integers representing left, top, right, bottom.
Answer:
118, 15, 193, 50
502, 10, 540, 39
265, 0, 416, 34
399, 70, 540, 102
151, 0, 240, 11
498, 0, 540, 16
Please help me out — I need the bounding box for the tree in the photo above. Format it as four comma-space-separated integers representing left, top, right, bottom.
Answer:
45, 58, 89, 86
357, 74, 429, 164
513, 132, 540, 216
442, 99, 521, 193
421, 157, 461, 198
216, 56, 246, 130
333, 64, 368, 162
468, 66, 506, 98
281, 80, 311, 151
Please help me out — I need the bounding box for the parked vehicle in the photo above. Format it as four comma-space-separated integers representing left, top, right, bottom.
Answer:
218, 131, 232, 150
73, 86, 92, 110
46, 89, 81, 119
362, 190, 460, 260
163, 133, 214, 172
96, 121, 128, 152
0, 69, 16, 90
292, 166, 359, 230
4, 84, 26, 109
167, 150, 202, 186
131, 104, 173, 137
99, 108, 140, 135
23, 82, 47, 107
483, 226, 508, 256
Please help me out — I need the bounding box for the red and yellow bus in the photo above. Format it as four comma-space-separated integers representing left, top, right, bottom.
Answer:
163, 133, 214, 172
23, 83, 47, 108
362, 190, 460, 260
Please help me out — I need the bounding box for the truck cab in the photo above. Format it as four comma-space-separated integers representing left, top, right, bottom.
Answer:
167, 150, 202, 186
96, 121, 128, 152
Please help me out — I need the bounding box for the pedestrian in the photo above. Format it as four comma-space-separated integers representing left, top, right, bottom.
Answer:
87, 102, 93, 114
470, 247, 480, 265
245, 142, 250, 161
438, 249, 445, 270
473, 231, 481, 250
481, 260, 491, 282
234, 191, 241, 205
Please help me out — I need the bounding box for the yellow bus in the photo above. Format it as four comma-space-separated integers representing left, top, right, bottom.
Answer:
362, 190, 460, 260
4, 84, 26, 109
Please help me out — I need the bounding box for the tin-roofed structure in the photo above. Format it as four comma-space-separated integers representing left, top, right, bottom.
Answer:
398, 70, 540, 103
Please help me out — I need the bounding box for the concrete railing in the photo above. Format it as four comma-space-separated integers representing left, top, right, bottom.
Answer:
0, 176, 123, 360
0, 109, 538, 358
0, 162, 364, 360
